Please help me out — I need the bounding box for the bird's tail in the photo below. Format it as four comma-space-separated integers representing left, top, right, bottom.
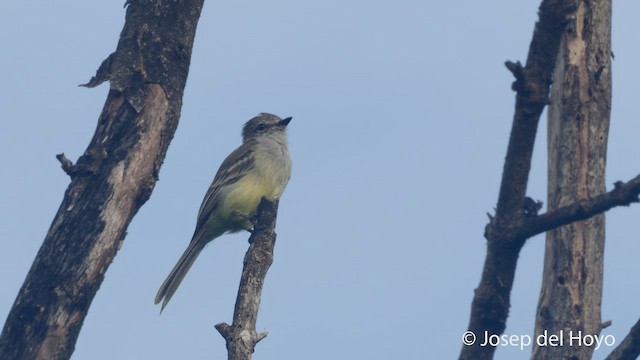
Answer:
155, 240, 206, 312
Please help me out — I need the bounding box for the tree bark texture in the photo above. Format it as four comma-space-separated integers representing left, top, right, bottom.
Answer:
0, 1, 204, 359
605, 317, 640, 360
532, 1, 611, 359
215, 198, 280, 360
459, 1, 579, 359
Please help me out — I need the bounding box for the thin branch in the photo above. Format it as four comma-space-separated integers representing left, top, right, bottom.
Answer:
460, 1, 579, 359
520, 175, 640, 239
215, 198, 280, 360
605, 317, 640, 360
492, 0, 579, 229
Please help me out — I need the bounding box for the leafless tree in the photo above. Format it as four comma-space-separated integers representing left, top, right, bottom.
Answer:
0, 3, 284, 360
460, 1, 640, 359
0, 2, 204, 359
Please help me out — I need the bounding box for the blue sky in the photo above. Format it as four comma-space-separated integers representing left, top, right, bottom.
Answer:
1, 1, 639, 359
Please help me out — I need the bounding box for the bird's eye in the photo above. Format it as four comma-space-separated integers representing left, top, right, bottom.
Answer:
256, 124, 268, 132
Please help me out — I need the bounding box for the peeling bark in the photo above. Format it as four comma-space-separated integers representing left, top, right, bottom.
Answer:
0, 1, 204, 359
533, 1, 612, 359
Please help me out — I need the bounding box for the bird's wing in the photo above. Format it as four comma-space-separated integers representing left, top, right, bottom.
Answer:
193, 140, 257, 232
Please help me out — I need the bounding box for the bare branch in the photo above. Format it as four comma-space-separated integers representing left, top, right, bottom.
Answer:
215, 198, 280, 360
460, 1, 580, 359
605, 317, 640, 360
520, 175, 640, 239
0, 2, 204, 359
492, 0, 579, 229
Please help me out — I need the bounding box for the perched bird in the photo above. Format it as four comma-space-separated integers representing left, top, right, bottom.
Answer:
155, 113, 292, 311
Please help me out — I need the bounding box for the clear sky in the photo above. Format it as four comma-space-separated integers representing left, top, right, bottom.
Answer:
1, 1, 639, 359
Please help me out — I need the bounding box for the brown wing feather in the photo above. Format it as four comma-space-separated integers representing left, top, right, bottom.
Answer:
193, 140, 257, 232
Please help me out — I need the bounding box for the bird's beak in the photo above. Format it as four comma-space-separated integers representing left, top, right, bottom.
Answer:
280, 117, 292, 127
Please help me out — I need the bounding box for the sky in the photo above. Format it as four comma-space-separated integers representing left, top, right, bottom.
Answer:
1, 1, 639, 359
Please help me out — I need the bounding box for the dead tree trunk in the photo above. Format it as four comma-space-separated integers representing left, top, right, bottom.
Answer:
458, 2, 579, 359
0, 1, 204, 359
532, 1, 611, 359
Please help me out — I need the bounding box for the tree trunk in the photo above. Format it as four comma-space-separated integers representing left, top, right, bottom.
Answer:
0, 1, 203, 359
532, 1, 611, 359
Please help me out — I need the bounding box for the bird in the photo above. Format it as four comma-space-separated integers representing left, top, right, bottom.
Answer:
155, 113, 292, 311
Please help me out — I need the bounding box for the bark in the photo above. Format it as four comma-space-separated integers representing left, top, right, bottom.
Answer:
517, 175, 640, 240
459, 1, 579, 359
532, 1, 612, 359
605, 317, 640, 360
215, 198, 280, 360
0, 1, 204, 359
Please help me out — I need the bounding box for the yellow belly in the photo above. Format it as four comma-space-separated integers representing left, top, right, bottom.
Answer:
216, 171, 281, 232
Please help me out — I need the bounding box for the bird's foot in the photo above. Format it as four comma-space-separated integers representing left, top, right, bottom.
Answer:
233, 210, 257, 232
